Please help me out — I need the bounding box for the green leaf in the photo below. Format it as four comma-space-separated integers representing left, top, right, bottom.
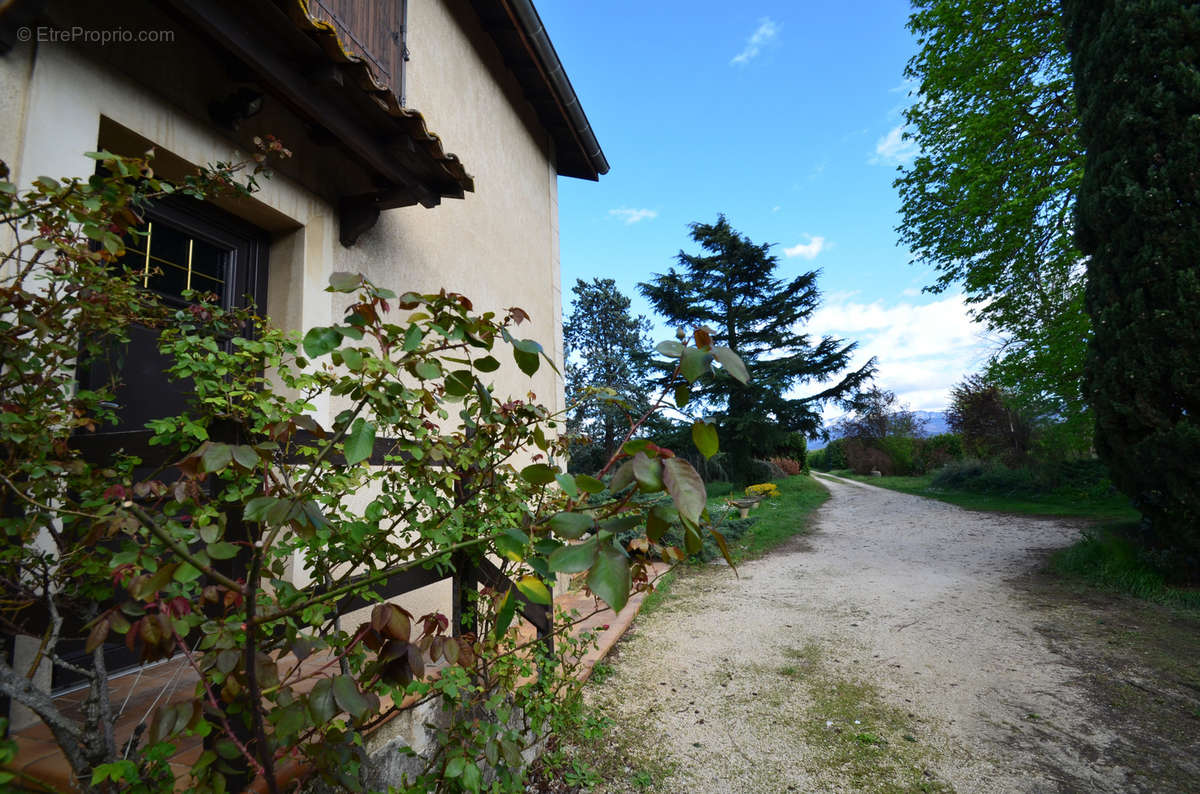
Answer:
207, 542, 239, 560
174, 562, 203, 584
656, 340, 685, 358
674, 382, 690, 408
587, 543, 631, 613
631, 452, 663, 492
691, 420, 719, 459
200, 443, 232, 473
575, 474, 605, 494
520, 463, 557, 485
461, 761, 482, 792
414, 360, 441, 380
501, 738, 523, 768
445, 756, 466, 778
608, 459, 636, 493
512, 338, 543, 354
622, 439, 650, 455
344, 418, 376, 465
646, 504, 675, 542
474, 379, 493, 414
680, 347, 713, 383
515, 575, 552, 605
328, 271, 361, 292
493, 587, 518, 638
231, 445, 258, 470
444, 369, 474, 397
710, 528, 736, 569
494, 532, 526, 562
599, 513, 641, 533
403, 325, 424, 351
555, 472, 579, 499
514, 347, 539, 376
662, 457, 706, 525
244, 496, 278, 523
473, 355, 501, 372
307, 678, 336, 722
331, 675, 370, 722
712, 346, 750, 384
341, 348, 363, 371
548, 511, 594, 540
302, 327, 342, 358
548, 536, 598, 573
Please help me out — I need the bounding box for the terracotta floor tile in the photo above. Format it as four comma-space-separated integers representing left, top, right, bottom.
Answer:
7, 566, 670, 789
19, 747, 78, 792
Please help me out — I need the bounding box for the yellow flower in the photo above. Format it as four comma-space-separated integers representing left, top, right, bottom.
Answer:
744, 483, 780, 499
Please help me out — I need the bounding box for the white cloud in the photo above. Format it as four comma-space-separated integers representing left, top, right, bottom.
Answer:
608, 207, 658, 225
805, 293, 990, 414
730, 18, 779, 66
784, 235, 827, 260
772, 205, 781, 213
901, 286, 921, 297
870, 124, 918, 166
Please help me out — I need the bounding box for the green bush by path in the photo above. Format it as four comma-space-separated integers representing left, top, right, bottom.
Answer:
830, 469, 1136, 523
1051, 526, 1200, 611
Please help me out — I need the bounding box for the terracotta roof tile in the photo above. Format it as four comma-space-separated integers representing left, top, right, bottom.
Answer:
288, 0, 475, 194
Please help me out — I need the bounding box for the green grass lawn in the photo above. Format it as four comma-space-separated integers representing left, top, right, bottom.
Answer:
823, 470, 1139, 523
708, 474, 830, 561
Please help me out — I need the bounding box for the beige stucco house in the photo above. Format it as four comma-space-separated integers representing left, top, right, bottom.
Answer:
0, 0, 605, 732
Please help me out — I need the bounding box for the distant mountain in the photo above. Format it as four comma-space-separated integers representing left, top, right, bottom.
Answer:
911, 411, 951, 436
808, 410, 950, 450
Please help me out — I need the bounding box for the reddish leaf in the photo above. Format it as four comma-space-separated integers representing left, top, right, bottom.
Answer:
662, 457, 706, 525
85, 618, 110, 654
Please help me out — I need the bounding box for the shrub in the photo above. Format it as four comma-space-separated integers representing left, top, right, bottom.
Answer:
914, 433, 964, 473
929, 458, 1118, 500
769, 456, 804, 476
743, 458, 785, 482
844, 438, 894, 475
745, 483, 781, 499
705, 480, 734, 499
824, 438, 848, 470
0, 151, 753, 793
878, 435, 917, 476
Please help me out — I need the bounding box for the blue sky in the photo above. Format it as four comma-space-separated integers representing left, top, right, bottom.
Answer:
539, 0, 992, 419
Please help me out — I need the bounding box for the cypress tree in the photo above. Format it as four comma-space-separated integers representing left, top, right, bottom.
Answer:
1064, 0, 1200, 577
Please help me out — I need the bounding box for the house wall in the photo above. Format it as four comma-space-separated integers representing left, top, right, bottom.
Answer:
4, 2, 567, 666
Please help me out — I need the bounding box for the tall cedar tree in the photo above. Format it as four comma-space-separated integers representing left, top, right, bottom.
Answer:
562, 278, 652, 470
898, 0, 1091, 453
640, 215, 874, 482
1064, 0, 1200, 578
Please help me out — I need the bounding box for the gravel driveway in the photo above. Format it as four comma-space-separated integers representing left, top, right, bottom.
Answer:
584, 474, 1146, 793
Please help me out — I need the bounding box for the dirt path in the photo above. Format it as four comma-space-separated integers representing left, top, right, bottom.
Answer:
581, 474, 1200, 793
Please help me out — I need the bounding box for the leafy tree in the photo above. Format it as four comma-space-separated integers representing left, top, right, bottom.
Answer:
947, 374, 1033, 465
639, 215, 874, 483
833, 387, 926, 476
1064, 0, 1200, 579
833, 386, 923, 443
897, 0, 1091, 453
562, 278, 652, 473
